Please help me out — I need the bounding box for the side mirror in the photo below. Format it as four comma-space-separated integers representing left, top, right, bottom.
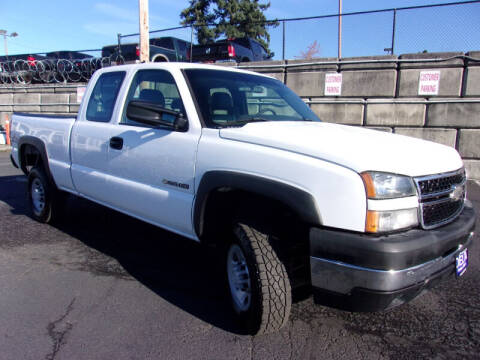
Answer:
126, 101, 188, 132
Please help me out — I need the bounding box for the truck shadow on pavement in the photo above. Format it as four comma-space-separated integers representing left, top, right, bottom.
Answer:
1, 174, 310, 335
56, 195, 248, 334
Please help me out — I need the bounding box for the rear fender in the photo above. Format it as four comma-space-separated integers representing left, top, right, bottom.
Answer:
18, 136, 56, 187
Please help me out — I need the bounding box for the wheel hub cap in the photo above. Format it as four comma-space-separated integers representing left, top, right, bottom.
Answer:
227, 244, 252, 312
31, 178, 45, 215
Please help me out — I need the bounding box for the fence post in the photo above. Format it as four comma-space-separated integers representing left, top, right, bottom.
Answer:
282, 20, 285, 60
190, 26, 193, 62
338, 0, 342, 59
391, 9, 397, 55
117, 33, 122, 56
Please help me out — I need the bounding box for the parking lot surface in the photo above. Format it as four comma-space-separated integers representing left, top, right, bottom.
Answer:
0, 152, 479, 360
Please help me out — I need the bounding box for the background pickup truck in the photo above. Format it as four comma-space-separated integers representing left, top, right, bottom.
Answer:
192, 37, 272, 63
102, 36, 191, 63
10, 63, 475, 335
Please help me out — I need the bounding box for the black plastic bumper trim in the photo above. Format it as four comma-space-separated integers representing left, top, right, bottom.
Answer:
310, 204, 476, 271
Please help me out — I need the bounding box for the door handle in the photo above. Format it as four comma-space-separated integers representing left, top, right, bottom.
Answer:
109, 137, 123, 150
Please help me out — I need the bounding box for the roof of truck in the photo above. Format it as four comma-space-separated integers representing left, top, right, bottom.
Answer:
99, 61, 273, 79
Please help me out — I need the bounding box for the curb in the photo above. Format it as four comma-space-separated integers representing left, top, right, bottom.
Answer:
0, 145, 12, 152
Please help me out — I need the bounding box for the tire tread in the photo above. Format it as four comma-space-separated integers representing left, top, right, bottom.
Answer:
234, 223, 292, 334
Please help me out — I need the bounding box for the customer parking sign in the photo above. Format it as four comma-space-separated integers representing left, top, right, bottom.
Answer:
418, 70, 441, 95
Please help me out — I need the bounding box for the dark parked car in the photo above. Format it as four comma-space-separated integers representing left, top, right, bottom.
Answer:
0, 53, 46, 62
192, 37, 272, 63
102, 37, 192, 63
45, 51, 93, 60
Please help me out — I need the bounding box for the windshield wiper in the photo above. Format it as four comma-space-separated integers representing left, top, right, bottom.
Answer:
223, 117, 270, 127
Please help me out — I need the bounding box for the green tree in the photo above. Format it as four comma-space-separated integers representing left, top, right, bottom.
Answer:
180, 0, 217, 45
180, 0, 277, 55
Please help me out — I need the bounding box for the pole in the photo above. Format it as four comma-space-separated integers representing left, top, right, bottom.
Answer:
282, 20, 285, 61
117, 33, 122, 56
338, 0, 342, 59
190, 26, 193, 62
391, 9, 397, 55
139, 0, 150, 63
3, 35, 8, 59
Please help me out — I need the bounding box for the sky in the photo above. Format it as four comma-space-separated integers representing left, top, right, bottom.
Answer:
1, 0, 479, 60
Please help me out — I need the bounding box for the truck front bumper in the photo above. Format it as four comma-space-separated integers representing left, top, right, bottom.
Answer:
309, 202, 476, 311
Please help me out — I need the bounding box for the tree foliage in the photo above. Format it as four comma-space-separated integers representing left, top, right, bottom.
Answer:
180, 0, 276, 54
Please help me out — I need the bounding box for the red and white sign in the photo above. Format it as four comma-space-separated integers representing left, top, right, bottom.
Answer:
418, 70, 440, 96
77, 86, 86, 103
325, 73, 342, 96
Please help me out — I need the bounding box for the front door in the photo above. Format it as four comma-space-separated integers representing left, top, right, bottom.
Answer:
105, 69, 200, 238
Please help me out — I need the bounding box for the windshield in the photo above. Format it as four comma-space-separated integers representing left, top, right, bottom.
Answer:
184, 69, 321, 128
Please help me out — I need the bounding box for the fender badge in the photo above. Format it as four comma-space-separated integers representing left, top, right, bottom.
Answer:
162, 179, 190, 190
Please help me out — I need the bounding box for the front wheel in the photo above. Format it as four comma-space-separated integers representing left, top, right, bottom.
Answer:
227, 222, 292, 335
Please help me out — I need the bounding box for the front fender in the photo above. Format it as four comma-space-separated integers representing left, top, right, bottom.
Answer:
193, 170, 322, 238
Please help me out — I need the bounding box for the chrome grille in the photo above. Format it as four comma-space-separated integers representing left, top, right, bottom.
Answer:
414, 169, 466, 229
417, 172, 465, 197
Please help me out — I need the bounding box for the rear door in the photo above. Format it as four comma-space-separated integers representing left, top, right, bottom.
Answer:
105, 68, 200, 238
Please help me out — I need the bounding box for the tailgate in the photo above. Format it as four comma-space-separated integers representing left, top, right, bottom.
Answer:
192, 43, 229, 61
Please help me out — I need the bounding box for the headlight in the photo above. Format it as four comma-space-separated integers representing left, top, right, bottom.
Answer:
361, 172, 416, 199
361, 172, 418, 233
366, 208, 418, 233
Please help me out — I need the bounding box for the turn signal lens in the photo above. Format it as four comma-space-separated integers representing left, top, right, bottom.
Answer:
366, 210, 379, 233
361, 172, 376, 198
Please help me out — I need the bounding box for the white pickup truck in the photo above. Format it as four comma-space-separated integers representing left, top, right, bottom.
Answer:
10, 63, 476, 335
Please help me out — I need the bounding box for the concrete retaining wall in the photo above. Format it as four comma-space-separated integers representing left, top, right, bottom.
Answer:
1, 51, 479, 179
0, 84, 81, 123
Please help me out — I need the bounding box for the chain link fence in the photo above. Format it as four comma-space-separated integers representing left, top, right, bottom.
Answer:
1, 1, 479, 84
120, 0, 480, 60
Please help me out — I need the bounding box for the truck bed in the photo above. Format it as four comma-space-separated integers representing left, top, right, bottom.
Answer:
11, 112, 76, 191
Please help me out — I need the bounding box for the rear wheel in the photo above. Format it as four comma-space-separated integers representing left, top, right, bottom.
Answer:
226, 222, 292, 335
27, 167, 62, 223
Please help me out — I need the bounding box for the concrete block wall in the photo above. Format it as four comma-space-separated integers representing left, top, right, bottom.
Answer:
0, 84, 83, 129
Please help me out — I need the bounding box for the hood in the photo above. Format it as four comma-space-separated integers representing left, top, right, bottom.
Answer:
219, 121, 463, 177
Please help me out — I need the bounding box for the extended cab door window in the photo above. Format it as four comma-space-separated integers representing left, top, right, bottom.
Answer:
121, 69, 186, 127
86, 71, 126, 122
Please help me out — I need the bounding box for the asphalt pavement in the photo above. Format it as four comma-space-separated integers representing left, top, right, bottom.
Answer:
0, 152, 479, 360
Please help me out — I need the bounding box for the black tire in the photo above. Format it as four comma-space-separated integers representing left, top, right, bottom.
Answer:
27, 167, 61, 223
227, 222, 292, 335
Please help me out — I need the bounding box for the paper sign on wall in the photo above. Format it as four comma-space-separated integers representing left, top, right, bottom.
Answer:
418, 70, 440, 96
325, 73, 342, 96
77, 86, 86, 103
